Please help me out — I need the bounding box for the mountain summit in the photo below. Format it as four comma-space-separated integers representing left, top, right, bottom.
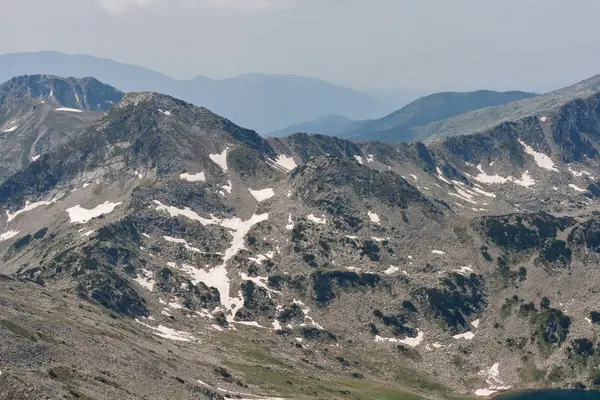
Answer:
0, 74, 123, 181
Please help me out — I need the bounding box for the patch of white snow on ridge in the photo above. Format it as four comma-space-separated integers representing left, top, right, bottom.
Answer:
410, 174, 418, 181
454, 266, 474, 275
136, 320, 196, 342
435, 167, 452, 184
0, 230, 19, 241
384, 266, 399, 275
221, 180, 232, 194
366, 154, 374, 163
374, 330, 424, 347
453, 332, 475, 340
307, 214, 327, 224
163, 236, 203, 253
154, 201, 269, 319
134, 269, 155, 291
471, 319, 480, 328
2, 126, 17, 133
475, 363, 511, 397
31, 155, 41, 162
568, 166, 594, 179
249, 188, 275, 202
569, 184, 587, 193
209, 148, 229, 172
240, 273, 280, 297
66, 201, 122, 224
540, 116, 547, 122
55, 107, 82, 113
518, 139, 558, 171
368, 211, 380, 224
432, 250, 445, 255
286, 214, 294, 230
7, 200, 57, 222
513, 171, 535, 188
180, 172, 206, 182
353, 155, 363, 165
270, 154, 297, 172
474, 164, 509, 184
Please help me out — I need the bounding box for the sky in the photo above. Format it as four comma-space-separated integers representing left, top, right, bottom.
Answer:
2, 0, 600, 93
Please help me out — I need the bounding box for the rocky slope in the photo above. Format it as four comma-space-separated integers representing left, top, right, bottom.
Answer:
0, 75, 123, 181
3, 84, 600, 399
344, 90, 537, 142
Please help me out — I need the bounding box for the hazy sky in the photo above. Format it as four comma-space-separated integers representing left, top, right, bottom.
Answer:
2, 0, 600, 92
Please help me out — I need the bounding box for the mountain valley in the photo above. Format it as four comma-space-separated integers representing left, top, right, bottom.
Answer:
2, 73, 600, 400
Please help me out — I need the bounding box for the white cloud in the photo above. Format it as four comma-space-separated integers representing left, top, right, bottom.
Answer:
100, 0, 296, 13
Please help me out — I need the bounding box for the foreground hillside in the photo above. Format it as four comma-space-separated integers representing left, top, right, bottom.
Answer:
3, 79, 600, 398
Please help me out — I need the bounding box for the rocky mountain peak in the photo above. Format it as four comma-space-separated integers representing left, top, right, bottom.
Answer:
0, 74, 123, 112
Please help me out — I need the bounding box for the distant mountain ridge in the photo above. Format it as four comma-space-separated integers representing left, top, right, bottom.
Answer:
410, 73, 600, 141
267, 114, 369, 137
345, 90, 538, 142
0, 51, 392, 133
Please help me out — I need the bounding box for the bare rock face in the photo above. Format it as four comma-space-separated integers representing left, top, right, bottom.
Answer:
4, 76, 600, 399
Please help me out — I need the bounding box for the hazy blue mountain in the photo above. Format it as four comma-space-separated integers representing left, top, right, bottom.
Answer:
0, 51, 387, 133
345, 90, 538, 142
267, 114, 369, 137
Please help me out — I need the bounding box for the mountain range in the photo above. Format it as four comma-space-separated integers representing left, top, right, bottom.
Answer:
344, 90, 538, 142
267, 114, 370, 137
0, 51, 395, 134
3, 71, 600, 400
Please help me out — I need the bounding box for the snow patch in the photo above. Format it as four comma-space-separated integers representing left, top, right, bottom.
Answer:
435, 167, 452, 184
518, 139, 558, 171
2, 126, 17, 133
540, 116, 547, 122
474, 164, 509, 184
180, 172, 206, 182
384, 266, 399, 275
0, 230, 19, 241
475, 363, 511, 397
31, 155, 41, 162
136, 320, 196, 342
249, 188, 275, 202
66, 201, 122, 224
55, 107, 82, 113
163, 236, 203, 253
134, 269, 155, 291
366, 154, 374, 163
221, 180, 232, 194
453, 332, 475, 340
374, 330, 424, 347
307, 214, 327, 224
432, 250, 445, 255
269, 154, 297, 172
568, 166, 594, 179
154, 201, 268, 320
368, 211, 380, 224
209, 148, 229, 172
471, 319, 480, 328
569, 184, 587, 193
286, 214, 294, 230
353, 155, 363, 165
7, 200, 56, 222
454, 266, 474, 275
